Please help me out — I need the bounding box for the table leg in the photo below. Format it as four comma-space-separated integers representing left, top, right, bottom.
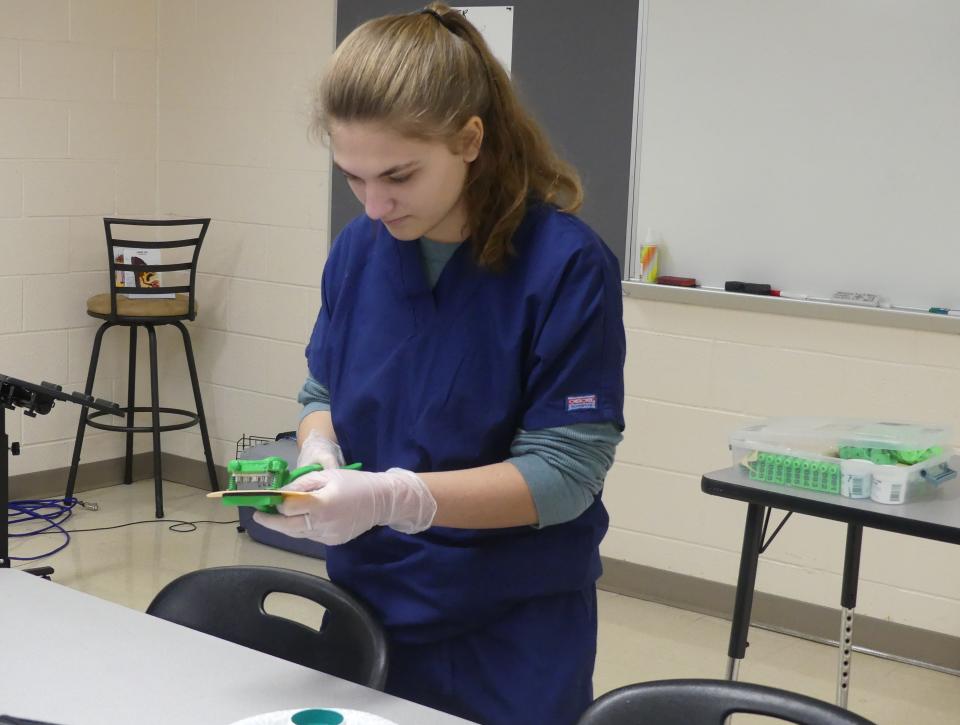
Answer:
726, 502, 766, 680
837, 523, 863, 708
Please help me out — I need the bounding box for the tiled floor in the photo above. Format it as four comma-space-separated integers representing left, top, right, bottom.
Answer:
10, 480, 960, 724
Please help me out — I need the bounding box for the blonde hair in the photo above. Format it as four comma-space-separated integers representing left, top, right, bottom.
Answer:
313, 2, 583, 271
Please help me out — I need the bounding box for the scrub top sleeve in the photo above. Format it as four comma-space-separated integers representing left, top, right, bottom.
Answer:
521, 240, 625, 431
304, 226, 350, 387
305, 302, 332, 386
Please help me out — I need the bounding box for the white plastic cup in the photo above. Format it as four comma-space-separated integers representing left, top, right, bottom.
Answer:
840, 459, 873, 499
871, 465, 911, 504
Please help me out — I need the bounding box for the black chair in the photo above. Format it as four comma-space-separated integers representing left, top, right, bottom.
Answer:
146, 565, 389, 690
64, 218, 218, 518
576, 679, 876, 725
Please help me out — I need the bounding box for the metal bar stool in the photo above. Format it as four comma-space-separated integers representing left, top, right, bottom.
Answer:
64, 218, 219, 518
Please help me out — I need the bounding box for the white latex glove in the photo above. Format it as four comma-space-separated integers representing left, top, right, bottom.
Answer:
297, 428, 345, 471
252, 468, 437, 545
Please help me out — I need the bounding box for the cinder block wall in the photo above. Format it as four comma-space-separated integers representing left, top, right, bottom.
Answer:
604, 299, 960, 637
155, 0, 336, 466
2, 0, 158, 476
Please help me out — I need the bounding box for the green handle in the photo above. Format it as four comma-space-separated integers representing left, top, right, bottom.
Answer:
288, 461, 363, 482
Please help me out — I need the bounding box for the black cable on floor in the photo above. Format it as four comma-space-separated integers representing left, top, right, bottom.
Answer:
8, 496, 238, 564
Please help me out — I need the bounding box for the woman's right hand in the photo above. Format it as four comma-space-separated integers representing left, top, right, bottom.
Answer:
297, 428, 345, 471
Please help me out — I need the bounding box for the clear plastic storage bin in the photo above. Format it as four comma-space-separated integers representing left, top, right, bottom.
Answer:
730, 418, 956, 504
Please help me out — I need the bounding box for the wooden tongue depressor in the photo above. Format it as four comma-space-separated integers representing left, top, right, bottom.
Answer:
206, 490, 313, 499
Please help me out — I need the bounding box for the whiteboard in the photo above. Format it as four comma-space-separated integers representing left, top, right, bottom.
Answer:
630, 0, 960, 310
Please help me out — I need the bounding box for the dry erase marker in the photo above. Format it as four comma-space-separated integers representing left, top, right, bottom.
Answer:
929, 307, 960, 317
775, 291, 811, 301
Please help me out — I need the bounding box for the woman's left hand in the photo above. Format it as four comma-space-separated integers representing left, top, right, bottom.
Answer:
252, 468, 437, 545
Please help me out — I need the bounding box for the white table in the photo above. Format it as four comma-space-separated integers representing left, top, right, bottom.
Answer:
0, 569, 475, 725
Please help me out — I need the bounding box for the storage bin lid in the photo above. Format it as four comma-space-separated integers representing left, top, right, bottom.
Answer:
730, 417, 952, 452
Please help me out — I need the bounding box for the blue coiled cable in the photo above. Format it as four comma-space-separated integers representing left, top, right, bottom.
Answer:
7, 498, 76, 561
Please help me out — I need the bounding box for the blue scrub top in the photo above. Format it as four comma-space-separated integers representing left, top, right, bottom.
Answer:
306, 201, 626, 644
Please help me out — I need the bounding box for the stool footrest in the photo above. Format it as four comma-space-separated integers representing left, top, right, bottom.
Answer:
86, 406, 199, 433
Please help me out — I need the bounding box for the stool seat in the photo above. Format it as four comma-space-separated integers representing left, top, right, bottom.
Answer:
86, 293, 197, 319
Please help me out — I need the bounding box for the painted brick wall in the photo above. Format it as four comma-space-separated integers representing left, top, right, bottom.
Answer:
2, 0, 158, 475
606, 297, 960, 636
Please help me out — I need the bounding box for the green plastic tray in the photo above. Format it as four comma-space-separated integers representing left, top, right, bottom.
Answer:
749, 452, 841, 494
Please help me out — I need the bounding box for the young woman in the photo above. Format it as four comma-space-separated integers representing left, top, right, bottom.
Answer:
255, 5, 626, 723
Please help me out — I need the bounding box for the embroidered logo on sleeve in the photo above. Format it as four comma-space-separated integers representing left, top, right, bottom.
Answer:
566, 394, 598, 411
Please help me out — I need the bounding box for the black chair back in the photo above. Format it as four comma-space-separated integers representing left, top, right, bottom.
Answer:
577, 679, 876, 725
104, 217, 209, 321
146, 565, 388, 690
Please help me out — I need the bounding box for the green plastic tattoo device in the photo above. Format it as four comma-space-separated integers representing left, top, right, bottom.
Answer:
216, 456, 362, 513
